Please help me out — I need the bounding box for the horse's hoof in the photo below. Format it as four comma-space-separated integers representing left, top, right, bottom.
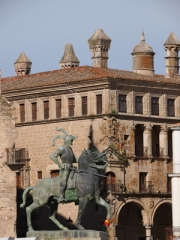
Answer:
28, 226, 34, 232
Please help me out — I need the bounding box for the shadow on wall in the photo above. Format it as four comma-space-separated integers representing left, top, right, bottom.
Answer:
88, 121, 98, 151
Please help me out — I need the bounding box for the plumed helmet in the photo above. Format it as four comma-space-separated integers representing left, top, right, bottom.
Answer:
52, 128, 77, 146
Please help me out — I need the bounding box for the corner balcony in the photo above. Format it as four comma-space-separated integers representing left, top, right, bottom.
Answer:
5, 148, 30, 167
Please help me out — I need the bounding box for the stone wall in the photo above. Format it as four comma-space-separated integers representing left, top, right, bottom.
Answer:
0, 96, 16, 237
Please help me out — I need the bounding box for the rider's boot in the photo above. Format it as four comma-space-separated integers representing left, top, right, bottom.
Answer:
55, 182, 67, 203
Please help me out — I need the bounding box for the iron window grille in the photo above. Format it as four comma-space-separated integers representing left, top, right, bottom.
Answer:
56, 99, 61, 118
44, 101, 49, 119
135, 96, 143, 114
68, 98, 75, 117
82, 96, 87, 115
20, 104, 25, 122
96, 94, 102, 114
151, 97, 159, 115
119, 94, 127, 113
167, 99, 175, 117
32, 102, 37, 121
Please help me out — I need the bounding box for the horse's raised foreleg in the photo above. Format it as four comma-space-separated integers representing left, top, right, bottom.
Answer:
75, 196, 89, 230
49, 201, 69, 230
94, 196, 111, 226
26, 201, 41, 231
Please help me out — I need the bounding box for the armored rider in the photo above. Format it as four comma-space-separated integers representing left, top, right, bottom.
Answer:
50, 128, 77, 203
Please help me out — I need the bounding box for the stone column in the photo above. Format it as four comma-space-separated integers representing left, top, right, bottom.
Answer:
169, 124, 180, 240
160, 123, 168, 158
145, 224, 152, 240
143, 122, 152, 157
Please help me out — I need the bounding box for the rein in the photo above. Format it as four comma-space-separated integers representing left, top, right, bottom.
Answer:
69, 167, 107, 178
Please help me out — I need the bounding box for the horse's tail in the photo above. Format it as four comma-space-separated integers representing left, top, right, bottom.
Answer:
20, 186, 33, 208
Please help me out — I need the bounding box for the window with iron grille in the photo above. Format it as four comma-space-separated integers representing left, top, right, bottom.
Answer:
68, 98, 75, 117
151, 97, 159, 115
37, 171, 42, 179
167, 99, 175, 117
96, 94, 102, 114
44, 101, 49, 119
119, 94, 127, 112
56, 99, 61, 118
82, 96, 87, 115
135, 96, 143, 114
32, 102, 37, 121
20, 104, 25, 122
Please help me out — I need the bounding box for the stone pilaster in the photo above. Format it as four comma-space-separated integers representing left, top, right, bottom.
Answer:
169, 124, 180, 239
143, 122, 152, 158
0, 96, 16, 237
160, 123, 168, 158
130, 121, 136, 158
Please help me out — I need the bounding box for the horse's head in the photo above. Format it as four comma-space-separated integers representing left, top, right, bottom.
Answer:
78, 149, 107, 170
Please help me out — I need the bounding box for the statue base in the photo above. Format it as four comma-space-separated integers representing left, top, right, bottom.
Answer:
27, 230, 109, 240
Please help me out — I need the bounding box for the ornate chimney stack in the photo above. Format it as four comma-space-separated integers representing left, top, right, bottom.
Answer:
88, 29, 111, 68
164, 32, 180, 78
132, 31, 155, 76
60, 44, 79, 69
14, 52, 32, 76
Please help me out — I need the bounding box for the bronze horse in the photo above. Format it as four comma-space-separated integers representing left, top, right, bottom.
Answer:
20, 149, 110, 231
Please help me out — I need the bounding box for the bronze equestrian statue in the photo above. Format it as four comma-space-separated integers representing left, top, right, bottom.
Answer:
50, 128, 77, 203
20, 129, 110, 231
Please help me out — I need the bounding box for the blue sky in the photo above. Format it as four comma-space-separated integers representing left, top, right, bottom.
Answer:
0, 0, 180, 77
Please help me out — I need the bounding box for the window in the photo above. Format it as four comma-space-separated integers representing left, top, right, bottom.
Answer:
151, 97, 159, 115
135, 96, 143, 114
105, 172, 116, 192
50, 170, 59, 178
119, 94, 127, 112
32, 102, 37, 121
167, 99, 175, 117
56, 99, 61, 118
96, 94, 102, 114
44, 101, 49, 119
139, 172, 147, 193
82, 96, 87, 115
68, 98, 75, 117
37, 171, 42, 179
20, 104, 25, 122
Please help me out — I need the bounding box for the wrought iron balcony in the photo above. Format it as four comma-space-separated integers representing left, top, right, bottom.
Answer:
6, 148, 29, 165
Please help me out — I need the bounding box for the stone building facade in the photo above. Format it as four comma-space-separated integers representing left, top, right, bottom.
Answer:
0, 29, 180, 239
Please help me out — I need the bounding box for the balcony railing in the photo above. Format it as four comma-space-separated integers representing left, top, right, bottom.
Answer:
6, 148, 29, 165
140, 181, 154, 193
136, 145, 166, 158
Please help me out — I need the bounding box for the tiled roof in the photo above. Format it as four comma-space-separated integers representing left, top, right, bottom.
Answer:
2, 66, 180, 92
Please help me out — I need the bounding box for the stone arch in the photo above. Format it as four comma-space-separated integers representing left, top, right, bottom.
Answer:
115, 198, 150, 226
151, 199, 172, 224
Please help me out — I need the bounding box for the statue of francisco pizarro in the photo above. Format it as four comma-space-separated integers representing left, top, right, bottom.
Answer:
50, 128, 77, 203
